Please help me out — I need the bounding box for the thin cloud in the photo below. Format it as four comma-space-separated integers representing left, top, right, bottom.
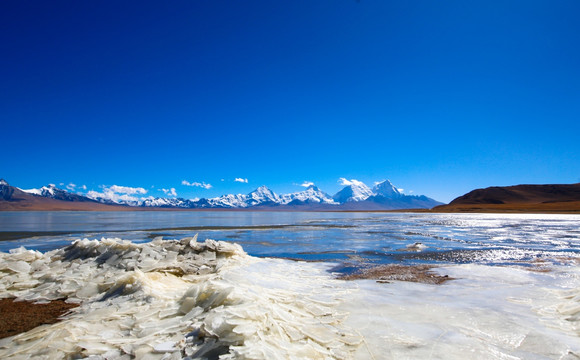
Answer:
66, 183, 77, 191
182, 180, 212, 189
161, 188, 177, 197
338, 178, 367, 187
300, 181, 314, 187
109, 185, 147, 194
234, 178, 248, 183
86, 184, 148, 204
338, 178, 352, 186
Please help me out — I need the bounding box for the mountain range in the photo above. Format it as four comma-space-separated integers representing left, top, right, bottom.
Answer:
0, 179, 443, 211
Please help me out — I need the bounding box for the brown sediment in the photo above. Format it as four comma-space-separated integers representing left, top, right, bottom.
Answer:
0, 298, 78, 339
339, 264, 453, 285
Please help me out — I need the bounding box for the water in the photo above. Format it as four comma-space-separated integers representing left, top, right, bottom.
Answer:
1, 211, 579, 269
1, 211, 579, 359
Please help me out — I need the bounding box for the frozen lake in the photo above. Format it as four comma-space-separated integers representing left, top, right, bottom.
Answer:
1, 211, 579, 359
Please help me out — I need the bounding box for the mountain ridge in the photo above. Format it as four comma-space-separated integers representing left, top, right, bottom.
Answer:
0, 178, 442, 211
433, 183, 580, 213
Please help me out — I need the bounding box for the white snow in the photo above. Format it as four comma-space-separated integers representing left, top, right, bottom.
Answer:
208, 194, 249, 208
20, 185, 56, 197
333, 179, 374, 203
372, 179, 402, 198
280, 185, 337, 205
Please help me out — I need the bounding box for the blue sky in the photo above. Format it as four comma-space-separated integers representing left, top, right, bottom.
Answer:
2, 0, 579, 203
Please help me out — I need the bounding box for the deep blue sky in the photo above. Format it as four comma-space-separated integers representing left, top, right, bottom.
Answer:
2, 0, 579, 203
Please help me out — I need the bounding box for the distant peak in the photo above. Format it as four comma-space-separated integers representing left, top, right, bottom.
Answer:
252, 185, 271, 193
339, 178, 369, 188
375, 179, 394, 186
0, 179, 8, 186
373, 179, 402, 198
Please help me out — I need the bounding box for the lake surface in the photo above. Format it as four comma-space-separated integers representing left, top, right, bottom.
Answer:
1, 211, 579, 359
1, 211, 579, 270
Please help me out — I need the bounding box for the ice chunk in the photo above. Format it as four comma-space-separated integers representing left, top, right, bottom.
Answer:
153, 341, 176, 353
6, 260, 31, 273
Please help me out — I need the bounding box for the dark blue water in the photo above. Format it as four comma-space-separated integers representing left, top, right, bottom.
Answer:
1, 211, 579, 268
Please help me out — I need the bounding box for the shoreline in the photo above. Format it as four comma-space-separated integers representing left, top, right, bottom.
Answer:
1, 206, 580, 214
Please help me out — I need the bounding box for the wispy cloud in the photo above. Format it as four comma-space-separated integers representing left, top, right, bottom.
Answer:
182, 180, 212, 189
161, 188, 177, 197
338, 178, 352, 186
300, 181, 314, 187
398, 188, 404, 193
109, 185, 147, 194
234, 178, 248, 183
86, 184, 148, 204
64, 183, 87, 192
338, 178, 366, 187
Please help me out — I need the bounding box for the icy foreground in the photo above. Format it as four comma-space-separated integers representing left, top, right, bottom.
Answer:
1, 237, 580, 359
0, 238, 360, 359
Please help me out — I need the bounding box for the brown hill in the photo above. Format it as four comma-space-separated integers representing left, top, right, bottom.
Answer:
434, 183, 580, 213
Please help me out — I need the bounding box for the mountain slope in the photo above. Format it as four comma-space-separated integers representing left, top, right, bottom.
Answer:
332, 180, 373, 203
372, 180, 402, 198
0, 180, 131, 211
280, 185, 337, 205
2, 179, 445, 211
21, 184, 95, 203
434, 183, 580, 213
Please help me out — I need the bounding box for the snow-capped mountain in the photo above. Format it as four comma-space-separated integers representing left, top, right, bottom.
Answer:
246, 186, 280, 206
280, 185, 337, 205
200, 186, 280, 208
21, 184, 95, 203
8, 179, 443, 210
372, 180, 402, 198
0, 179, 14, 200
140, 197, 198, 208
207, 193, 248, 208
332, 179, 373, 203
331, 179, 443, 209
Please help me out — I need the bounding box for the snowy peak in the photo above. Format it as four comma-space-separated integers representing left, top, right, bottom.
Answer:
246, 185, 280, 206
0, 179, 14, 200
8, 178, 442, 210
373, 180, 402, 199
21, 184, 95, 203
208, 193, 248, 208
21, 184, 56, 197
333, 179, 373, 203
281, 184, 337, 205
